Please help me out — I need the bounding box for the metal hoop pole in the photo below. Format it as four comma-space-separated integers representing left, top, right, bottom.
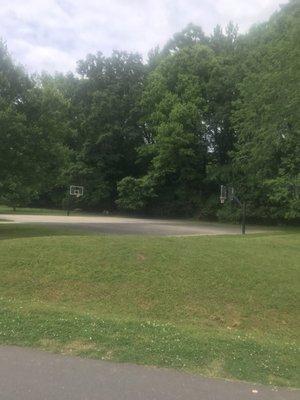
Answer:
241, 202, 246, 235
67, 192, 71, 216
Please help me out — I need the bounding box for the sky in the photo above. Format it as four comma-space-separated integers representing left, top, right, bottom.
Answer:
0, 0, 288, 74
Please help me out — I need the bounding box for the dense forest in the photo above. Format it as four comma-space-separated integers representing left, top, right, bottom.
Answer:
0, 0, 299, 222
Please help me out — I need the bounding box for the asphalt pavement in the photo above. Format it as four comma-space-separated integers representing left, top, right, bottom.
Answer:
0, 346, 298, 400
0, 214, 268, 236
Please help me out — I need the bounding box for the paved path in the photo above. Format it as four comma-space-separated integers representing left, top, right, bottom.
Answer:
0, 346, 298, 400
0, 214, 268, 236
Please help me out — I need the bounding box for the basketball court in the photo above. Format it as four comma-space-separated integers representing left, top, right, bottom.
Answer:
0, 213, 268, 236
0, 183, 269, 236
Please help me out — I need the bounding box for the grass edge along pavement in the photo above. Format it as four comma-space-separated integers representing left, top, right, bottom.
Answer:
0, 304, 299, 388
0, 225, 299, 388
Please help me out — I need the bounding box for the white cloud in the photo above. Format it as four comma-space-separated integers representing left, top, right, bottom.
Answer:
0, 0, 288, 74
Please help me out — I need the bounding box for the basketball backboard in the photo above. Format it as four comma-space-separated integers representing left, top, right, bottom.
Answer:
70, 185, 84, 198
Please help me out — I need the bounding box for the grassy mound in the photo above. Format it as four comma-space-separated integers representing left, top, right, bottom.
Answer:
0, 227, 299, 387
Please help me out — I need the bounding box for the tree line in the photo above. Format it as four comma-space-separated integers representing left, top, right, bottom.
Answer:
0, 0, 299, 222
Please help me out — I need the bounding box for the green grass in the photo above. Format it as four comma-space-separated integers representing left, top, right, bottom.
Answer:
0, 204, 67, 215
0, 223, 90, 240
0, 204, 92, 216
0, 224, 299, 387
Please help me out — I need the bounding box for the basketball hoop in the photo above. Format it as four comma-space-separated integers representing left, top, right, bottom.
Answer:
70, 185, 84, 198
228, 187, 235, 201
219, 184, 246, 234
220, 185, 227, 204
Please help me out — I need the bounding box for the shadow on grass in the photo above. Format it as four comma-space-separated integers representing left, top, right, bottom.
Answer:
0, 224, 95, 241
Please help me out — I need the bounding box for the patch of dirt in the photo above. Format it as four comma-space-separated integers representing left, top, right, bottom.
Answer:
137, 253, 146, 261
39, 338, 61, 350
203, 359, 227, 378
101, 350, 114, 360
39, 338, 97, 355
62, 340, 97, 355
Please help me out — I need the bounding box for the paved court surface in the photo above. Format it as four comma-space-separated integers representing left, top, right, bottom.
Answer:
0, 214, 268, 236
0, 346, 298, 400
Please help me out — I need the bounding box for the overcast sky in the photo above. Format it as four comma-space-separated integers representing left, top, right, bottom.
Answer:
0, 0, 288, 74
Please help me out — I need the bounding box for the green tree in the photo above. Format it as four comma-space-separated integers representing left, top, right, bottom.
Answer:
162, 23, 208, 55
0, 40, 34, 208
0, 42, 71, 209
232, 0, 300, 220
118, 45, 219, 215
70, 51, 146, 210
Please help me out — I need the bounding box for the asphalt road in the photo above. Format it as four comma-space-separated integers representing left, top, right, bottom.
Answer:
0, 214, 268, 236
0, 346, 298, 400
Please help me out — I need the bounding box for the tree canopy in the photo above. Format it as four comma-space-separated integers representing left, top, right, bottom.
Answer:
0, 0, 299, 221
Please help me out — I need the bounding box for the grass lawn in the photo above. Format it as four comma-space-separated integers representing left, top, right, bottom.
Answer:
0, 204, 91, 216
0, 223, 90, 240
0, 223, 299, 387
0, 204, 67, 215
